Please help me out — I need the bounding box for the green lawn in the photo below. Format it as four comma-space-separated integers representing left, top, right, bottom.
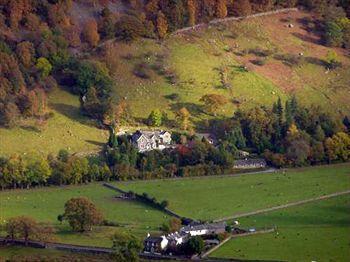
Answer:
0, 183, 168, 247
117, 163, 350, 221
210, 195, 350, 261
0, 87, 107, 157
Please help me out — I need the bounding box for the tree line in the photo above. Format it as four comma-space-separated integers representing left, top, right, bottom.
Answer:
212, 97, 350, 167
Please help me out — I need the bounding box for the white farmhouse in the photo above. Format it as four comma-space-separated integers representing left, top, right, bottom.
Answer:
131, 130, 172, 152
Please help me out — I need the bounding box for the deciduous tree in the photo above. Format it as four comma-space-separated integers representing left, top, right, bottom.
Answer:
187, 0, 196, 26
157, 11, 168, 38
200, 94, 228, 115
62, 197, 103, 232
176, 107, 192, 131
216, 0, 228, 18
84, 19, 100, 47
111, 230, 142, 262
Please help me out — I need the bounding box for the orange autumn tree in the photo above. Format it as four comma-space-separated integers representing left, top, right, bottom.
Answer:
157, 11, 168, 38
216, 0, 228, 18
187, 0, 196, 26
16, 41, 35, 68
84, 19, 100, 47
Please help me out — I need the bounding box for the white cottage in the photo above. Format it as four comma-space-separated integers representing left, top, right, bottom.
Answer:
131, 130, 172, 152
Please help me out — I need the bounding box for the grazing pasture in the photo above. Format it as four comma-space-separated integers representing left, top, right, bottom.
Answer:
117, 163, 350, 221
0, 88, 107, 157
210, 195, 350, 261
0, 183, 168, 247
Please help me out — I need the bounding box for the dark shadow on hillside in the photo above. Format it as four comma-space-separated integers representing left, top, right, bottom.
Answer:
20, 125, 41, 133
85, 140, 105, 147
170, 102, 203, 117
50, 103, 97, 128
304, 57, 326, 67
296, 17, 323, 33
292, 32, 322, 45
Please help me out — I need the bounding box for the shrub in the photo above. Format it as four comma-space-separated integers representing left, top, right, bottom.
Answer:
165, 93, 180, 101
274, 53, 304, 67
249, 48, 274, 57
102, 220, 119, 227
133, 63, 152, 79
251, 58, 266, 66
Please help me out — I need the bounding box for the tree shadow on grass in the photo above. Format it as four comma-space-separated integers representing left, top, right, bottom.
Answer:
85, 140, 105, 147
304, 57, 326, 67
170, 102, 204, 117
20, 125, 41, 133
291, 32, 322, 45
50, 103, 97, 128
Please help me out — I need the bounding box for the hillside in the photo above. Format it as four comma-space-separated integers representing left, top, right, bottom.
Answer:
106, 9, 350, 120
1, 9, 349, 156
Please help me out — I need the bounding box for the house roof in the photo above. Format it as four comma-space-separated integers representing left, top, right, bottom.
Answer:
132, 130, 171, 142
181, 222, 226, 232
233, 158, 267, 166
144, 236, 163, 243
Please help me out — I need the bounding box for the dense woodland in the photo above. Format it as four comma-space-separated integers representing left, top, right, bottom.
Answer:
1, 1, 350, 189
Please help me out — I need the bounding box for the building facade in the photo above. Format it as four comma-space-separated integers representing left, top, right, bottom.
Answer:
131, 130, 172, 152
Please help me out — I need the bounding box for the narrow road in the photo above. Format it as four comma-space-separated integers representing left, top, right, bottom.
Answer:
214, 189, 350, 222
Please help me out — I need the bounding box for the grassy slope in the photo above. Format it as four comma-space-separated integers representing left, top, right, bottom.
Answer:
117, 163, 350, 221
0, 183, 168, 247
1, 11, 349, 156
210, 195, 350, 261
110, 10, 350, 123
0, 88, 108, 156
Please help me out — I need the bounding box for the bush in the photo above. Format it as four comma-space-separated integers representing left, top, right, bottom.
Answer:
251, 59, 266, 66
165, 93, 180, 101
102, 220, 119, 227
249, 48, 274, 57
274, 53, 304, 67
324, 21, 343, 47
133, 63, 152, 79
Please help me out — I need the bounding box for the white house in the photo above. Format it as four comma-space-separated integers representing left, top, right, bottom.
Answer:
131, 130, 172, 152
144, 234, 169, 254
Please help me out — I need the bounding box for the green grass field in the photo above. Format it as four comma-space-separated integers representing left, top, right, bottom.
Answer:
210, 195, 350, 261
0, 183, 168, 247
0, 87, 108, 157
117, 163, 350, 221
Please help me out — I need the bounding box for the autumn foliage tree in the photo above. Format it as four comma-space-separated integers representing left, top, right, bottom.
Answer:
62, 197, 103, 232
233, 0, 252, 16
84, 19, 100, 47
157, 11, 168, 38
216, 0, 228, 18
6, 216, 54, 245
200, 94, 228, 115
187, 0, 196, 26
16, 41, 35, 68
176, 107, 192, 131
